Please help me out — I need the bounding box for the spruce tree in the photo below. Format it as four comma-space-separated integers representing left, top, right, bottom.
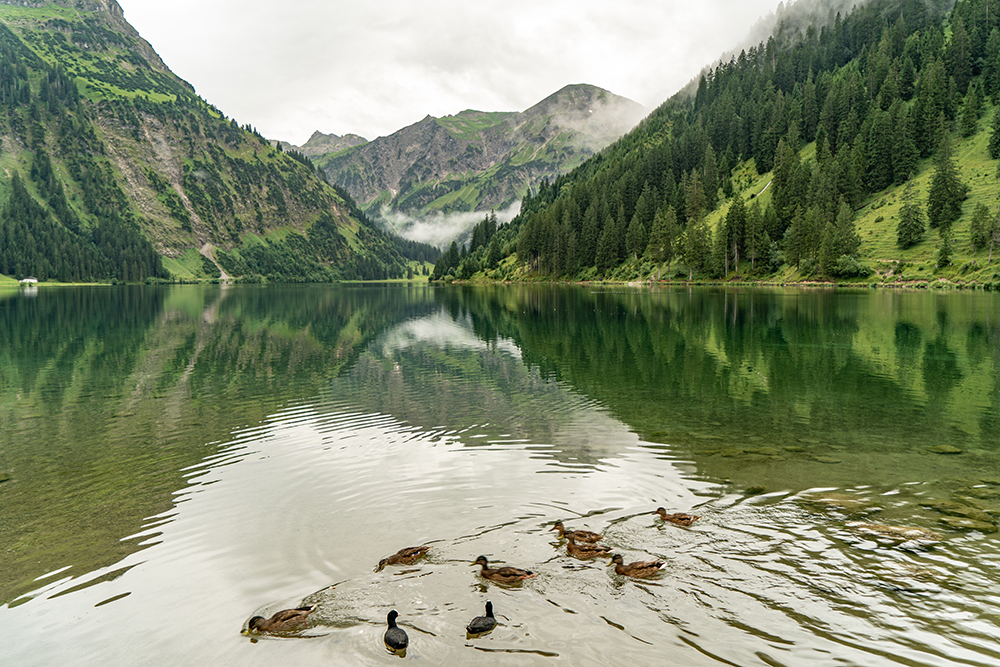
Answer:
926, 136, 968, 229
896, 181, 925, 249
989, 107, 1000, 160
969, 203, 990, 254
646, 206, 677, 280
625, 213, 647, 261
937, 227, 953, 268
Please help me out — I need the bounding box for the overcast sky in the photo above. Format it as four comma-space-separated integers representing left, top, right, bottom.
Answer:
117, 0, 783, 145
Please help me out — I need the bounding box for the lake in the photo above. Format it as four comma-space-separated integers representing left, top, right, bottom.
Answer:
1, 283, 998, 666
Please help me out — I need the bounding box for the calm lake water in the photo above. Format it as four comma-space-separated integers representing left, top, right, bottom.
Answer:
1, 283, 998, 666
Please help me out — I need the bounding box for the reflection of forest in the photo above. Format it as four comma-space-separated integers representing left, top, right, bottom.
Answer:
435, 285, 1000, 486
0, 285, 437, 604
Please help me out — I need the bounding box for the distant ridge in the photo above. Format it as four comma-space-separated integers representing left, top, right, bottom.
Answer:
300, 84, 647, 217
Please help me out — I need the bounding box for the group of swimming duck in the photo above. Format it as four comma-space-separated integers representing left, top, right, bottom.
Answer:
245, 507, 700, 654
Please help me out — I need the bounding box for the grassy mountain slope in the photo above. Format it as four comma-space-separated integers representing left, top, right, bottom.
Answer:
308, 84, 647, 216
452, 0, 1000, 288
0, 0, 433, 283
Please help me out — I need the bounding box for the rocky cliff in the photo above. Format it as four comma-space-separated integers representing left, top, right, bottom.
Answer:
307, 84, 647, 216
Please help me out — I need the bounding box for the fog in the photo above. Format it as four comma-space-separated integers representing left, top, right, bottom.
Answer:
380, 201, 522, 249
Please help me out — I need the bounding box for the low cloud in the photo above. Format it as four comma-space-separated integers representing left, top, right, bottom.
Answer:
380, 201, 522, 249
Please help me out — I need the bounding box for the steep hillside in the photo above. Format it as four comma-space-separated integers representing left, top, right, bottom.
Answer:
0, 0, 432, 283
309, 84, 647, 216
448, 0, 1000, 288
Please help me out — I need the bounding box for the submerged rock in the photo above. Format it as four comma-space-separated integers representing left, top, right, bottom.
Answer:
809, 492, 873, 512
846, 522, 942, 543
811, 456, 843, 464
938, 517, 997, 533
927, 445, 963, 455
920, 500, 994, 523
744, 486, 766, 495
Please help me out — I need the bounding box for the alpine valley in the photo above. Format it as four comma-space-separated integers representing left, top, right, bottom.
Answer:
0, 0, 438, 284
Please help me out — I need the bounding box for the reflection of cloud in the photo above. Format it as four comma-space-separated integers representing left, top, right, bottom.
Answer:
381, 201, 521, 249
375, 311, 522, 359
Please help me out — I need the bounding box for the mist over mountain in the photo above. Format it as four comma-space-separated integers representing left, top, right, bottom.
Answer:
300, 84, 647, 220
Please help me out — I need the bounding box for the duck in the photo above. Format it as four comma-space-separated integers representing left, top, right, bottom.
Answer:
472, 555, 536, 584
246, 604, 317, 633
375, 545, 431, 572
384, 610, 408, 653
655, 508, 702, 527
549, 521, 602, 543
610, 553, 667, 579
466, 600, 497, 636
565, 533, 614, 559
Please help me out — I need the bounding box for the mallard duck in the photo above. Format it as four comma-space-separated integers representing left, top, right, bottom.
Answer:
375, 545, 431, 572
246, 604, 317, 633
565, 533, 614, 559
466, 600, 497, 636
472, 555, 535, 584
549, 521, 602, 543
384, 610, 408, 652
655, 508, 701, 526
610, 553, 666, 578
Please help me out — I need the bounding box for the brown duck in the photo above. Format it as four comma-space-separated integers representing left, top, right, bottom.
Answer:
550, 521, 602, 543
472, 555, 536, 584
610, 554, 666, 578
655, 508, 701, 527
375, 545, 431, 572
565, 533, 614, 559
246, 604, 317, 633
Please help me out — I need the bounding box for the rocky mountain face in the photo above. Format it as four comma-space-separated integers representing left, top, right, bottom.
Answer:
0, 0, 417, 282
291, 130, 368, 158
306, 84, 647, 216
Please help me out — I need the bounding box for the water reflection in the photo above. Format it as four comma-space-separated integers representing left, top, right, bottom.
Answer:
1, 284, 999, 666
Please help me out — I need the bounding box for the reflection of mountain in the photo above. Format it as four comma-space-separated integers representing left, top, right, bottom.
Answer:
437, 285, 1000, 488
0, 285, 437, 604
328, 309, 638, 469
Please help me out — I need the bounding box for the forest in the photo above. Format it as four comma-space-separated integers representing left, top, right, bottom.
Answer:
437, 0, 1000, 286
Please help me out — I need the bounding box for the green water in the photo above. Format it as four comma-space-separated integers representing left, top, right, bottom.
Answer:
0, 284, 998, 666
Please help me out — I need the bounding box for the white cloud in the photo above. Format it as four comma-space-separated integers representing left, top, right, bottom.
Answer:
118, 0, 784, 144
381, 201, 521, 249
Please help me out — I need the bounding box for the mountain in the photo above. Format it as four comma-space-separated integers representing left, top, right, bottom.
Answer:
436, 0, 1000, 288
289, 130, 368, 158
0, 0, 435, 283
306, 84, 647, 217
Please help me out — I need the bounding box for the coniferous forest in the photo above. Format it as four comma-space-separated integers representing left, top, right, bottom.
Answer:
439, 0, 1000, 286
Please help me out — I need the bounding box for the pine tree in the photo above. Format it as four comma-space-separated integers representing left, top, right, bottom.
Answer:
960, 82, 983, 137
937, 227, 953, 268
625, 213, 647, 261
646, 206, 677, 280
926, 136, 968, 229
683, 220, 711, 279
725, 195, 747, 274
969, 203, 990, 254
745, 200, 766, 272
989, 107, 1000, 160
896, 181, 925, 249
